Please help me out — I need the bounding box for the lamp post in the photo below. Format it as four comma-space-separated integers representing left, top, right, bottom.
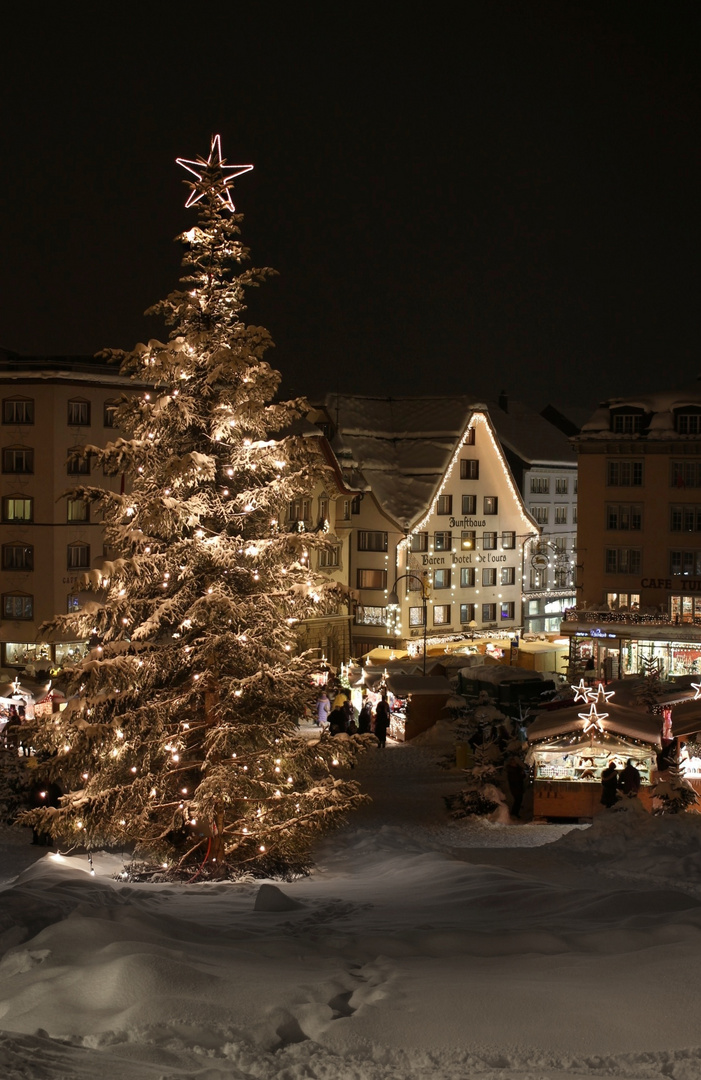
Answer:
387, 572, 429, 676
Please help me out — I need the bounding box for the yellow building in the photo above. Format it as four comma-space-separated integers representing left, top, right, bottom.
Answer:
564, 388, 701, 679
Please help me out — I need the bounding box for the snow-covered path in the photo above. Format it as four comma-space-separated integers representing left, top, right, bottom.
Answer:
1, 736, 701, 1078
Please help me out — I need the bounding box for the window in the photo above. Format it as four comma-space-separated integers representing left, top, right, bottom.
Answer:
461, 530, 475, 551
434, 532, 452, 551
319, 546, 340, 568
2, 446, 33, 473
502, 531, 516, 549
339, 499, 350, 520
410, 532, 428, 552
356, 605, 387, 626
67, 498, 90, 523
483, 496, 498, 515
436, 494, 452, 515
554, 568, 570, 588
554, 506, 568, 524
68, 399, 90, 426
2, 594, 33, 620
357, 531, 388, 551
670, 550, 701, 577
676, 412, 701, 435
483, 532, 497, 549
670, 505, 701, 532
103, 400, 120, 428
461, 494, 476, 515
67, 448, 90, 475
612, 413, 643, 434
500, 602, 515, 620
671, 461, 701, 488
607, 460, 643, 486
573, 505, 578, 524
606, 503, 643, 531
530, 567, 547, 588
605, 548, 642, 575
463, 428, 475, 445
460, 603, 476, 623
482, 603, 496, 623
67, 543, 90, 570
482, 568, 497, 587
528, 600, 540, 616
409, 606, 426, 626
351, 496, 361, 515
2, 544, 33, 570
67, 594, 82, 613
433, 568, 451, 589
500, 566, 515, 586
318, 496, 329, 523
433, 604, 450, 625
531, 505, 548, 525
553, 535, 568, 551
356, 569, 387, 590
3, 398, 33, 425
460, 567, 475, 588
555, 478, 569, 495
2, 496, 32, 522
530, 477, 549, 494
460, 459, 479, 480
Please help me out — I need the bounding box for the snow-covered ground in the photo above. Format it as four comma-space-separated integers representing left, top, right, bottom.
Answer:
2, 733, 701, 1079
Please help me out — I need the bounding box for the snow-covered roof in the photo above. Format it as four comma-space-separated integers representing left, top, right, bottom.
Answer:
386, 674, 454, 696
484, 398, 577, 467
322, 394, 554, 528
459, 664, 545, 685
579, 383, 701, 440
527, 702, 662, 745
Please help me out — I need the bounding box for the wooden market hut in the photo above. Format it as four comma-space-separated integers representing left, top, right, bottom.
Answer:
527, 700, 662, 818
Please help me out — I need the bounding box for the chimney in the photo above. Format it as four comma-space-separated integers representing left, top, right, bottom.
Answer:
498, 390, 508, 413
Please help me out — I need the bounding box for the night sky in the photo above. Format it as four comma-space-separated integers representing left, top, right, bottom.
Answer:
1, 3, 699, 412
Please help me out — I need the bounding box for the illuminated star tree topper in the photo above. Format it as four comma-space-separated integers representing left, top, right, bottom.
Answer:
176, 134, 253, 212
579, 703, 608, 734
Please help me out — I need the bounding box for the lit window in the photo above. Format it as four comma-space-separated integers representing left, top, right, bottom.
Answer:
433, 604, 450, 626
67, 498, 90, 523
500, 602, 515, 620
356, 605, 387, 626
433, 569, 451, 589
2, 496, 32, 522
502, 531, 516, 548
357, 531, 388, 551
409, 606, 426, 626
500, 566, 515, 586
434, 532, 452, 551
483, 496, 498, 515
461, 530, 475, 551
356, 569, 387, 590
2, 593, 33, 620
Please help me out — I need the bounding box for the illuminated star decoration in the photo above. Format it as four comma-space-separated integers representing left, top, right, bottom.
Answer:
571, 679, 590, 704
589, 682, 615, 706
692, 683, 701, 701
176, 134, 253, 212
579, 703, 608, 734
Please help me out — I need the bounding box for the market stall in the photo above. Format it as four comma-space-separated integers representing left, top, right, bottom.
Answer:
385, 675, 453, 742
527, 686, 661, 818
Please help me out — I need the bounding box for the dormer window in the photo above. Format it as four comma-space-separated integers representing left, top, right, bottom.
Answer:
675, 408, 701, 435
611, 411, 643, 434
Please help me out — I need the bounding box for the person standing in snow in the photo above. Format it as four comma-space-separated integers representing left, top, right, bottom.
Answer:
374, 693, 391, 748
506, 754, 526, 818
358, 700, 373, 734
619, 759, 641, 797
316, 691, 330, 727
600, 760, 618, 807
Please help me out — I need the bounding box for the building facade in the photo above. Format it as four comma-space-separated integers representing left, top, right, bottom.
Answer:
0, 353, 136, 670
563, 387, 701, 679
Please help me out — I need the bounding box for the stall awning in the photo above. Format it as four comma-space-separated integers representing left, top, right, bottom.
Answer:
386, 675, 453, 697
528, 702, 662, 746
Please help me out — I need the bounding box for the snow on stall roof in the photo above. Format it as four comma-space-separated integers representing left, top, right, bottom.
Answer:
460, 663, 545, 684
527, 702, 662, 744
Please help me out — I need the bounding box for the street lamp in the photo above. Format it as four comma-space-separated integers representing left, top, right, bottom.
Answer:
387, 572, 429, 676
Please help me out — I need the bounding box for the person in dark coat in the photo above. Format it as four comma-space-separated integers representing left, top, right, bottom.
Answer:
4, 705, 21, 753
506, 755, 526, 818
600, 761, 618, 807
358, 701, 373, 735
328, 707, 347, 736
619, 759, 642, 796
373, 694, 391, 748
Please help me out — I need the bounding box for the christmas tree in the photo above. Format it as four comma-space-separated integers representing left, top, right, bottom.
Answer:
26, 135, 365, 877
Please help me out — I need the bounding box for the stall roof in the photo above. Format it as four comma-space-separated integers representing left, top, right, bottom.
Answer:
460, 664, 545, 685
528, 702, 662, 745
386, 675, 453, 697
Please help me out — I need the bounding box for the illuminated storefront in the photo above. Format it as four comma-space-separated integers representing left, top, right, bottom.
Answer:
561, 616, 701, 680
